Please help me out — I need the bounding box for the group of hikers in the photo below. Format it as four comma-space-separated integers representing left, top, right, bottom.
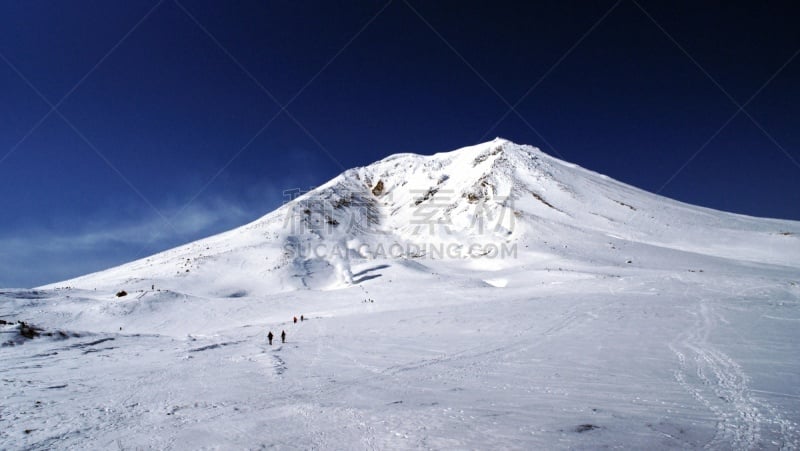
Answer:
266, 315, 305, 345
266, 330, 284, 345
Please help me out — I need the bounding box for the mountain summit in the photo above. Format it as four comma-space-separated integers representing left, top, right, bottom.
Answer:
10, 140, 800, 449
48, 138, 799, 295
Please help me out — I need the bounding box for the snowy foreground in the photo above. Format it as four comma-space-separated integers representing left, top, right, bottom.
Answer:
2, 139, 800, 449
3, 261, 800, 449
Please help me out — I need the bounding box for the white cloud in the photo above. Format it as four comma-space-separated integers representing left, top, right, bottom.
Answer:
0, 171, 322, 287
4, 201, 250, 251
0, 197, 274, 287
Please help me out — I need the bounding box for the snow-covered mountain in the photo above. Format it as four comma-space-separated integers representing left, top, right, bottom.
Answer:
46, 138, 799, 295
4, 139, 799, 449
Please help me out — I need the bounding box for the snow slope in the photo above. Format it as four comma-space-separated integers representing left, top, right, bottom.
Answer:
41, 138, 800, 295
2, 139, 799, 449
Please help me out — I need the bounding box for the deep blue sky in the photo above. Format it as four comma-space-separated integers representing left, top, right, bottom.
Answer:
1, 0, 799, 287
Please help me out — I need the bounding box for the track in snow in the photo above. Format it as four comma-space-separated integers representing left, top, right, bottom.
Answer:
670, 299, 800, 450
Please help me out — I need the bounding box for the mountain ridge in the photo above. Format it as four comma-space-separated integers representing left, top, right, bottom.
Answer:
12, 140, 800, 449
43, 138, 799, 294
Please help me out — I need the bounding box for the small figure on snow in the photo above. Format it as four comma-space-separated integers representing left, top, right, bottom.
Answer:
267, 331, 274, 345
300, 315, 304, 322
293, 316, 297, 324
281, 330, 286, 343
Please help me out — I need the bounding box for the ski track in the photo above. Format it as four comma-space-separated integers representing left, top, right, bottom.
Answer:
3, 286, 800, 449
670, 299, 800, 450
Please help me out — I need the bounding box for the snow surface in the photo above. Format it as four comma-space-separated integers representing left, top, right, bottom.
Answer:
2, 139, 800, 449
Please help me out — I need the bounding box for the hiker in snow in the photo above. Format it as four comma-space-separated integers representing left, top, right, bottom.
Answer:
281, 330, 286, 343
267, 331, 274, 345
293, 316, 297, 324
300, 315, 304, 322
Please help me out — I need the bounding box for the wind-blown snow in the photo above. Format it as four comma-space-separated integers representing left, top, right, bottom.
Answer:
2, 139, 799, 449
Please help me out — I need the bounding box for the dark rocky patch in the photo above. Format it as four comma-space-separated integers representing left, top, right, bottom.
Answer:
371, 180, 384, 196
575, 424, 600, 433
